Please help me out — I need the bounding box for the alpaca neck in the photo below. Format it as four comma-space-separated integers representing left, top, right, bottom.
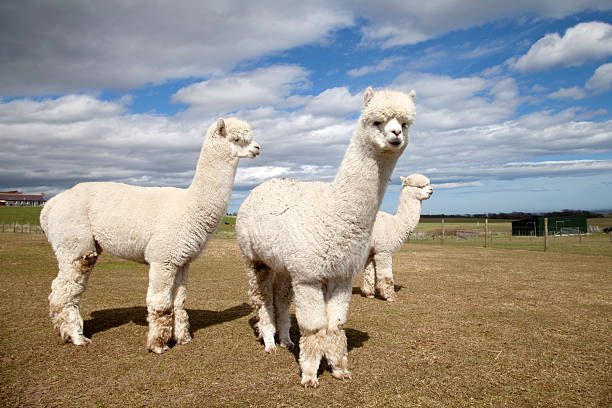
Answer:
331, 135, 401, 229
395, 193, 423, 241
188, 140, 238, 215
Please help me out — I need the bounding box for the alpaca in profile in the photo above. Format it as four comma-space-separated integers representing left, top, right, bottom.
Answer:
236, 87, 416, 387
361, 174, 433, 301
41, 118, 260, 353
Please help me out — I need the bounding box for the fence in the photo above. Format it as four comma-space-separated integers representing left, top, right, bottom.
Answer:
408, 217, 612, 252
0, 223, 44, 233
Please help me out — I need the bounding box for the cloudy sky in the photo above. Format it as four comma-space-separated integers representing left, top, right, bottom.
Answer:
1, 1, 611, 215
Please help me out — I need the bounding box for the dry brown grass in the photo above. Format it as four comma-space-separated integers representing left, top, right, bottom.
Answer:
1, 233, 610, 407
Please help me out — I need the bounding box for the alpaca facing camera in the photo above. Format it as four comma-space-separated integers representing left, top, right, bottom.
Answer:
236, 86, 416, 387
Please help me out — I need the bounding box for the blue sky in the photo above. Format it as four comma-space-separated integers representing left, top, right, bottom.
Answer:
1, 1, 611, 215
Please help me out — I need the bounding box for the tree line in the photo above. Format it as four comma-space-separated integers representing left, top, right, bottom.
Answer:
422, 209, 606, 220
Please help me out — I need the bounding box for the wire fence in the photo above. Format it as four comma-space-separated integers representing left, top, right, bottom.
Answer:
0, 223, 44, 234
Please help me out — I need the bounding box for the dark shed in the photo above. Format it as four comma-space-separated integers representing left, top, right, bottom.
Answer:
512, 215, 588, 236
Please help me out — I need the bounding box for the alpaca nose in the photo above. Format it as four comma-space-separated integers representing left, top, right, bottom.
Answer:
391, 129, 401, 136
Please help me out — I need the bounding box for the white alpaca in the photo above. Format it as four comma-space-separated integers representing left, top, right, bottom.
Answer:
41, 118, 260, 354
360, 174, 433, 301
236, 87, 416, 387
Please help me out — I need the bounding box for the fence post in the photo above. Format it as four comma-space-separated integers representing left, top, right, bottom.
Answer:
484, 218, 489, 248
544, 217, 549, 252
441, 218, 445, 245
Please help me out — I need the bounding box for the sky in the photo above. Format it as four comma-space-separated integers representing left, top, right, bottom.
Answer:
1, 0, 611, 215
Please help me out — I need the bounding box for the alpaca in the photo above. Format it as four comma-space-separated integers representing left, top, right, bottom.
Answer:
360, 174, 433, 301
236, 87, 416, 387
41, 118, 260, 354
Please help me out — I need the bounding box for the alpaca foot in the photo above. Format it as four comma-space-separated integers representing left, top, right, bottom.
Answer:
332, 368, 352, 380
264, 343, 278, 353
148, 344, 170, 355
173, 310, 191, 345
301, 374, 319, 388
377, 277, 395, 301
146, 310, 173, 354
366, 294, 374, 299
70, 334, 92, 346
147, 329, 171, 354
384, 289, 396, 301
174, 331, 192, 345
280, 338, 295, 349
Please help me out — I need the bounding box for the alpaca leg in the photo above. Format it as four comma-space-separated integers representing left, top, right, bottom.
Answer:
48, 251, 98, 346
360, 256, 376, 298
146, 262, 178, 354
172, 264, 191, 345
246, 261, 277, 352
325, 278, 352, 380
374, 253, 395, 301
294, 281, 327, 388
273, 272, 294, 349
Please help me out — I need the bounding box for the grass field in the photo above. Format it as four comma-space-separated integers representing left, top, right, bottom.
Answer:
1, 233, 610, 407
0, 207, 43, 225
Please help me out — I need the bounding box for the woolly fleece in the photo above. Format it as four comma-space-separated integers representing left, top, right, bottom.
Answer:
360, 174, 433, 301
236, 87, 416, 387
41, 118, 259, 353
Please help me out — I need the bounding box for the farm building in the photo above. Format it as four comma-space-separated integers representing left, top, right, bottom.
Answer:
0, 191, 46, 207
512, 215, 587, 236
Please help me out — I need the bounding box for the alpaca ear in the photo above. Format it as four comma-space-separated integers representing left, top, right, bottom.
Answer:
408, 89, 416, 101
363, 86, 374, 106
400, 176, 406, 184
216, 118, 227, 137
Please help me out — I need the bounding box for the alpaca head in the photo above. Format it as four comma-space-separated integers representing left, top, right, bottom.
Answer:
359, 87, 416, 153
208, 117, 260, 159
400, 174, 433, 201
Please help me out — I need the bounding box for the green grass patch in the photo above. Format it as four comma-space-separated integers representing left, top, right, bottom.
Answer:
0, 206, 42, 225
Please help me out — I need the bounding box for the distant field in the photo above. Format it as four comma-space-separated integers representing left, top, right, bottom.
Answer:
0, 206, 43, 225
1, 233, 610, 407
2, 208, 610, 256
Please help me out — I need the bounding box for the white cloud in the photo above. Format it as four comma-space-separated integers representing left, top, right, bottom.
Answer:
1, 67, 611, 213
0, 0, 352, 96
353, 1, 612, 48
235, 166, 290, 186
548, 87, 587, 100
172, 65, 310, 115
510, 21, 612, 73
392, 72, 520, 129
433, 181, 485, 189
347, 56, 404, 77
0, 95, 207, 193
3, 2, 612, 97
585, 62, 612, 93
0, 95, 125, 124
302, 87, 363, 116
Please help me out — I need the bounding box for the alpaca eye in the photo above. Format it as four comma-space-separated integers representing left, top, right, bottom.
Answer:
373, 121, 381, 126
402, 123, 407, 128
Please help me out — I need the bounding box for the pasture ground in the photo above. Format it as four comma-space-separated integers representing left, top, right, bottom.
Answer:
1, 232, 611, 407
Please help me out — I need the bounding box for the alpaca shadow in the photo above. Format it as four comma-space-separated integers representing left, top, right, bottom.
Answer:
83, 303, 251, 340
248, 314, 369, 376
351, 285, 404, 299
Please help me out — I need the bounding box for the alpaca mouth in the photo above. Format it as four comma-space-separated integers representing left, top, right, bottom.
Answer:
388, 140, 402, 147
